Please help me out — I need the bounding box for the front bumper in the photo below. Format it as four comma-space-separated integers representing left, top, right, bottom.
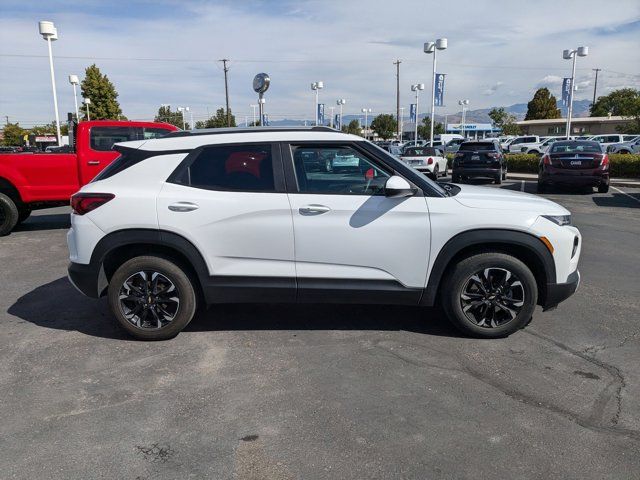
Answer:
542, 270, 580, 311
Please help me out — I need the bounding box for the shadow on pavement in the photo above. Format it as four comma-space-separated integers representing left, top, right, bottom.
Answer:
592, 193, 640, 209
8, 277, 462, 340
13, 213, 70, 232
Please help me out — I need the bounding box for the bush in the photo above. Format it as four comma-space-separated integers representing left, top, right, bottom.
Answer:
503, 153, 640, 178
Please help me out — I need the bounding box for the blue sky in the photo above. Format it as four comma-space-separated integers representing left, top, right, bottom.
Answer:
1, 0, 639, 126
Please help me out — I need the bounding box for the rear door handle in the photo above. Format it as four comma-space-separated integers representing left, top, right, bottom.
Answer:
299, 204, 331, 215
168, 202, 199, 212
87, 160, 100, 166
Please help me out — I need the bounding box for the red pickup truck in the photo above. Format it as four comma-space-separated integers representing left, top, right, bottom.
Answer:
0, 120, 178, 235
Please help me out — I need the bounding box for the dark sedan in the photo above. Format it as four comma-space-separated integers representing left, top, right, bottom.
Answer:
537, 140, 610, 193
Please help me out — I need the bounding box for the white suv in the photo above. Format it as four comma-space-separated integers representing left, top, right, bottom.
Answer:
67, 127, 581, 340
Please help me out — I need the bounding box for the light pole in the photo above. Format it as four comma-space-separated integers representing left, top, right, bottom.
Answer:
411, 83, 425, 144
311, 81, 324, 125
329, 106, 335, 128
424, 38, 448, 146
336, 99, 346, 130
38, 21, 61, 145
250, 104, 258, 126
177, 106, 190, 130
399, 107, 405, 143
361, 108, 371, 139
253, 73, 270, 127
68, 74, 80, 121
83, 97, 91, 121
458, 100, 469, 138
563, 46, 589, 139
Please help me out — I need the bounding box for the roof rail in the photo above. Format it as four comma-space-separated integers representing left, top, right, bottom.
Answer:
163, 126, 338, 138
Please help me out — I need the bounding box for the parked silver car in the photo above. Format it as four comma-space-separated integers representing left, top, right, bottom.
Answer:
606, 136, 640, 154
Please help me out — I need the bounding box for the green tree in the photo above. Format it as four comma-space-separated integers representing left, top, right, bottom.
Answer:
343, 119, 362, 136
417, 116, 444, 140
2, 122, 26, 146
80, 64, 124, 120
195, 108, 237, 129
590, 88, 640, 133
488, 107, 521, 135
155, 105, 189, 130
369, 114, 397, 140
30, 122, 69, 136
525, 88, 561, 120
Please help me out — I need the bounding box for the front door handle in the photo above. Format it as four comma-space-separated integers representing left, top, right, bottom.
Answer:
168, 202, 199, 212
299, 204, 331, 215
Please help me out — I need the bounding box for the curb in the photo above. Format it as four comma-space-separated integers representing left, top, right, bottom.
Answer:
507, 173, 640, 189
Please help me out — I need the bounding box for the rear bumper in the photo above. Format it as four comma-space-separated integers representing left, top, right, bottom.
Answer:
453, 167, 501, 178
68, 261, 104, 298
542, 270, 580, 311
540, 168, 609, 186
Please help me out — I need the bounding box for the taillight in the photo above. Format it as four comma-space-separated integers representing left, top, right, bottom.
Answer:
71, 193, 115, 215
601, 154, 609, 169
542, 154, 551, 165
427, 157, 433, 164
487, 152, 500, 159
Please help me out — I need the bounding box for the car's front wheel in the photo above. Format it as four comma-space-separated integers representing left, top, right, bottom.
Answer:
441, 253, 538, 338
108, 255, 197, 340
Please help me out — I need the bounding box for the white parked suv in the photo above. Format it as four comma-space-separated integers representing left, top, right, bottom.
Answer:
67, 127, 581, 340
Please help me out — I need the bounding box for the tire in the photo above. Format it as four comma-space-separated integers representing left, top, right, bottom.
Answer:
619, 150, 630, 154
441, 252, 538, 338
432, 164, 439, 180
536, 181, 546, 193
494, 169, 503, 184
502, 168, 507, 180
17, 207, 32, 225
0, 193, 19, 236
598, 183, 609, 194
107, 255, 197, 340
452, 173, 461, 183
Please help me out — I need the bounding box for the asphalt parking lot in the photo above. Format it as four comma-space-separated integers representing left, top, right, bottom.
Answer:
1, 180, 639, 479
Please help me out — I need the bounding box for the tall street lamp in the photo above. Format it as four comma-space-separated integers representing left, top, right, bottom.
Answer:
336, 99, 346, 130
83, 97, 91, 121
311, 81, 324, 125
424, 38, 448, 146
411, 83, 425, 144
177, 106, 191, 130
458, 99, 469, 138
563, 46, 588, 139
38, 21, 61, 145
68, 74, 80, 121
250, 104, 258, 126
361, 108, 371, 139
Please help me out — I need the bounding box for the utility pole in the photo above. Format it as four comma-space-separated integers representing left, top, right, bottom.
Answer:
4, 116, 8, 125
592, 68, 601, 107
394, 59, 401, 139
219, 59, 231, 126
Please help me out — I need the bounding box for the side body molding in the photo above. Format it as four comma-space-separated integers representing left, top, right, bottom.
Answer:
420, 229, 556, 306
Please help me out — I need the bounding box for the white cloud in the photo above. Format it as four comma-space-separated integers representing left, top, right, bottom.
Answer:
482, 81, 504, 96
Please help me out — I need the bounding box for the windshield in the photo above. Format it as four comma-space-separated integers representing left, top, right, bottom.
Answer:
550, 141, 602, 153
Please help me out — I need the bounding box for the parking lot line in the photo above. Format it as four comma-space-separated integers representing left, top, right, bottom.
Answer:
611, 186, 640, 204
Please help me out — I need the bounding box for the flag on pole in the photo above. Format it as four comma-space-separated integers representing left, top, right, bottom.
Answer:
262, 113, 269, 126
334, 114, 341, 130
562, 78, 572, 106
318, 104, 325, 125
410, 104, 417, 123
434, 73, 446, 107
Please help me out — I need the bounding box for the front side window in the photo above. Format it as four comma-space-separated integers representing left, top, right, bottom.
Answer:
291, 144, 390, 195
181, 144, 275, 192
90, 126, 173, 151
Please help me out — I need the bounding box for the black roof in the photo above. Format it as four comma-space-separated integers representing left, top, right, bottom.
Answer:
164, 126, 337, 138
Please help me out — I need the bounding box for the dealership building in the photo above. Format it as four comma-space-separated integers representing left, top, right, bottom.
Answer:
516, 116, 634, 136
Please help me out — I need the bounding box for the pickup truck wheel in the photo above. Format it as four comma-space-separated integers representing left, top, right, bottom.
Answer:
17, 208, 32, 224
108, 255, 197, 341
441, 253, 538, 338
0, 193, 19, 236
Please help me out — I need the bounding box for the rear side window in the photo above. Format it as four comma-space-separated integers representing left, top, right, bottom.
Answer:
90, 126, 172, 151
176, 144, 275, 192
459, 142, 496, 151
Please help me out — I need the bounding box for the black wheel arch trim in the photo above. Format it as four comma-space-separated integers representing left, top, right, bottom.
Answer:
420, 229, 556, 307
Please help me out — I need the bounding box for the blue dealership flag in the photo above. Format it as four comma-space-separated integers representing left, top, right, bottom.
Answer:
318, 103, 325, 124
410, 103, 417, 123
562, 78, 572, 106
434, 73, 446, 107
334, 114, 341, 130
262, 113, 269, 126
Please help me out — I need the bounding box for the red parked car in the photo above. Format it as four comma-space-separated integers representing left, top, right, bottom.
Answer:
0, 120, 178, 235
537, 140, 610, 193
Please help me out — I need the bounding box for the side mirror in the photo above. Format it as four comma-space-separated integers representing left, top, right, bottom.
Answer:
384, 175, 417, 198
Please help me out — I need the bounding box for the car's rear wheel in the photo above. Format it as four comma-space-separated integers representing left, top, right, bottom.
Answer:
441, 253, 537, 338
432, 164, 439, 179
494, 168, 503, 184
452, 173, 461, 183
598, 183, 609, 193
108, 256, 197, 340
0, 193, 19, 236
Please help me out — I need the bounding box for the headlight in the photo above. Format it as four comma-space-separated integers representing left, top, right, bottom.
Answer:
542, 214, 571, 226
